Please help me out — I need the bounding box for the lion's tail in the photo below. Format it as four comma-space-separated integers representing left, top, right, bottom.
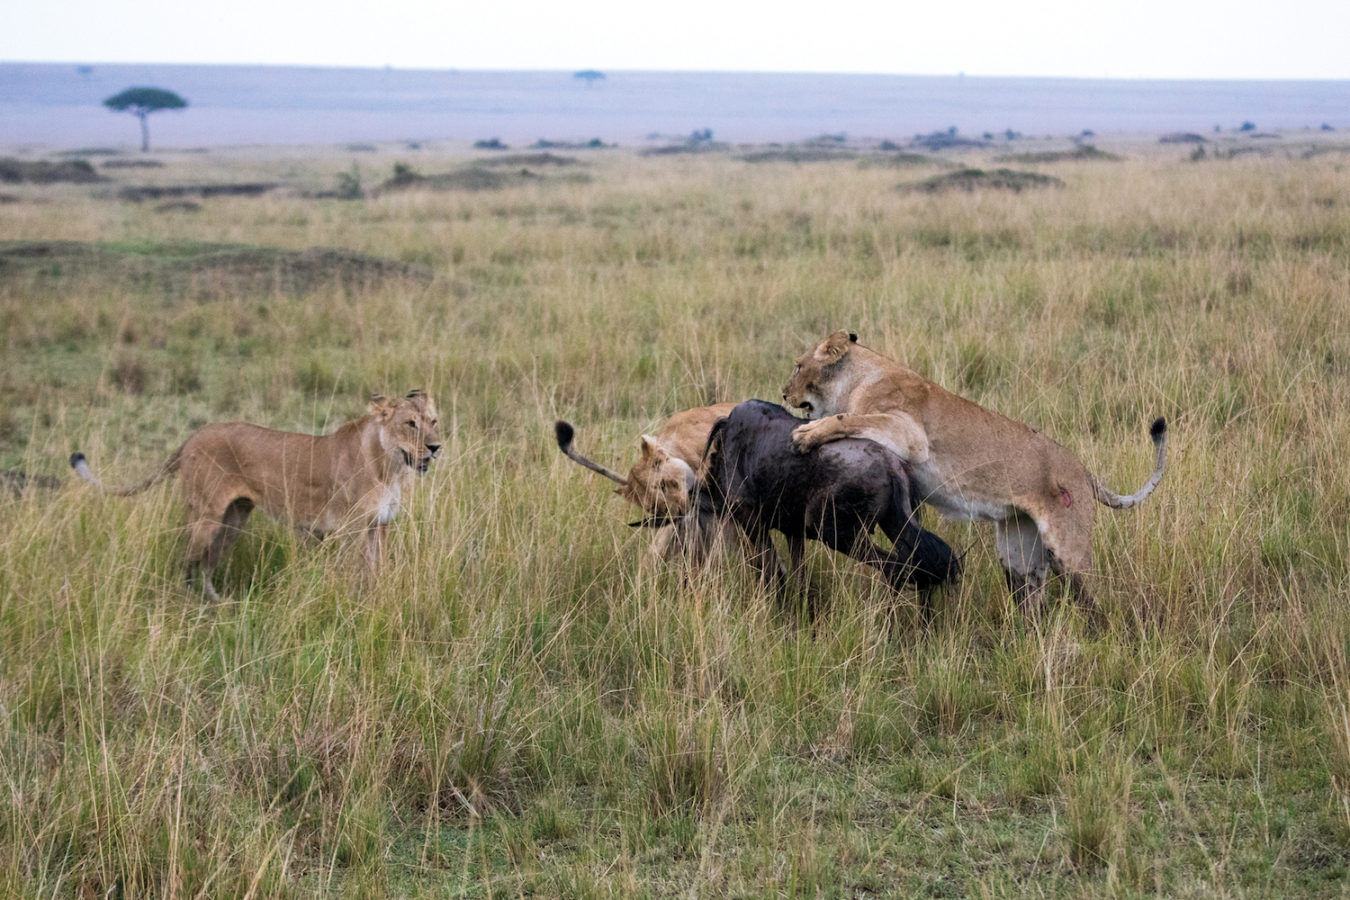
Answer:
1092, 417, 1167, 510
69, 444, 184, 496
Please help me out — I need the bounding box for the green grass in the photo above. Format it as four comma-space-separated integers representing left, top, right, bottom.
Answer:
1, 141, 1348, 896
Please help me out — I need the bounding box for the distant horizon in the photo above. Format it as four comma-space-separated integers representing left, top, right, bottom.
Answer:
4, 64, 1347, 149
7, 59, 1350, 84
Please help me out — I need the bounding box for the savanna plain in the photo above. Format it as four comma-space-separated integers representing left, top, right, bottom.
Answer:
1, 137, 1349, 897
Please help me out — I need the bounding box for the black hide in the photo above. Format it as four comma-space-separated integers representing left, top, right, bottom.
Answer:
698, 400, 959, 593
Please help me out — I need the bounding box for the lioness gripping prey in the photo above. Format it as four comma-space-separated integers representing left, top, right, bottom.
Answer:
70, 391, 442, 598
555, 403, 738, 562
783, 332, 1166, 607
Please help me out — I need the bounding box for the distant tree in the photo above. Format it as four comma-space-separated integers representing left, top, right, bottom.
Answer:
1239, 121, 1256, 132
103, 87, 188, 152
76, 65, 94, 80
574, 70, 606, 87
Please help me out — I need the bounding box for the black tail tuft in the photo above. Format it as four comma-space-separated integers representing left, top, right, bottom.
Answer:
69, 452, 86, 469
554, 420, 574, 451
1149, 417, 1167, 441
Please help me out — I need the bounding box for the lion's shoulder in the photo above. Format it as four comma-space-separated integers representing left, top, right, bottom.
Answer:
655, 403, 737, 464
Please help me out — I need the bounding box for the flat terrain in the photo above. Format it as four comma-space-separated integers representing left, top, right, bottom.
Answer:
1, 136, 1348, 897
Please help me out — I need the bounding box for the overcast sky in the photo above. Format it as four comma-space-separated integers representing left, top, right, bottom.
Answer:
6, 0, 1349, 79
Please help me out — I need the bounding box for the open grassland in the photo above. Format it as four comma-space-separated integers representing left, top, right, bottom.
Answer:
1, 141, 1349, 897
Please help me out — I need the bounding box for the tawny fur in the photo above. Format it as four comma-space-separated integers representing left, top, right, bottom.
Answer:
71, 392, 442, 598
782, 331, 1166, 608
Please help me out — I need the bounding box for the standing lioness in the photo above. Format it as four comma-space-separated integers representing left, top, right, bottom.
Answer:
71, 391, 442, 598
783, 332, 1166, 607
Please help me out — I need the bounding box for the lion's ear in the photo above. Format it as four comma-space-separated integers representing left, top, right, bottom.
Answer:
368, 394, 391, 414
639, 435, 659, 459
817, 331, 855, 362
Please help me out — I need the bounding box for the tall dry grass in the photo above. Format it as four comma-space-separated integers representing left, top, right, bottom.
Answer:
1, 142, 1348, 895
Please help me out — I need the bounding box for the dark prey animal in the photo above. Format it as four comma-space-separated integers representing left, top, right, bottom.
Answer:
694, 400, 959, 599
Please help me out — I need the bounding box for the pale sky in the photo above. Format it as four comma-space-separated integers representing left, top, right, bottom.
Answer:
5, 0, 1350, 79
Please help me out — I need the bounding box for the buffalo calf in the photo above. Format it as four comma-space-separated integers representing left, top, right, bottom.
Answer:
697, 400, 959, 600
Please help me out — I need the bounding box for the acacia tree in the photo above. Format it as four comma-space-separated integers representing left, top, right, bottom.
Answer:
103, 87, 188, 152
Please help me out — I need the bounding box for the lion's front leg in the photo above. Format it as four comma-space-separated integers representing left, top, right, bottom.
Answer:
791, 412, 930, 463
789, 415, 849, 453
363, 522, 388, 574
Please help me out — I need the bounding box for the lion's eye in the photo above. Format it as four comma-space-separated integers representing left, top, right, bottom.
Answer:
407, 420, 417, 428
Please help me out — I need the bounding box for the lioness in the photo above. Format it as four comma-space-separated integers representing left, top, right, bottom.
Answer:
783, 332, 1166, 607
555, 402, 738, 561
70, 391, 442, 598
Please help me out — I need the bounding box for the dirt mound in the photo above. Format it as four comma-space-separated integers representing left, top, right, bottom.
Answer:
0, 158, 105, 184
377, 161, 552, 193
474, 153, 579, 167
738, 147, 859, 163
996, 145, 1122, 163
639, 143, 729, 157
117, 183, 277, 202
101, 159, 165, 169
859, 152, 948, 169
900, 168, 1064, 194
0, 240, 431, 297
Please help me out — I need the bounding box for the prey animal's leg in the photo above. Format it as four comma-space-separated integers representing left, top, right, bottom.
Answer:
742, 522, 787, 596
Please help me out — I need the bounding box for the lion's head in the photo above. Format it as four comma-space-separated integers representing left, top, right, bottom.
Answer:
782, 330, 857, 417
619, 435, 697, 518
372, 390, 442, 473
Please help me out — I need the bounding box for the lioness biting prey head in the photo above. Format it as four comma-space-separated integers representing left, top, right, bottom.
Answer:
783, 331, 1166, 608
555, 403, 739, 562
70, 390, 442, 598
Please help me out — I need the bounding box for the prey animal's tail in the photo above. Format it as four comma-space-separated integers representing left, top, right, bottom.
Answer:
69, 445, 184, 496
553, 421, 629, 486
1092, 417, 1168, 510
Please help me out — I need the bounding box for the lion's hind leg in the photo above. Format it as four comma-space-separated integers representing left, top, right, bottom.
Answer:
994, 514, 1050, 613
1026, 501, 1098, 613
185, 497, 254, 600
